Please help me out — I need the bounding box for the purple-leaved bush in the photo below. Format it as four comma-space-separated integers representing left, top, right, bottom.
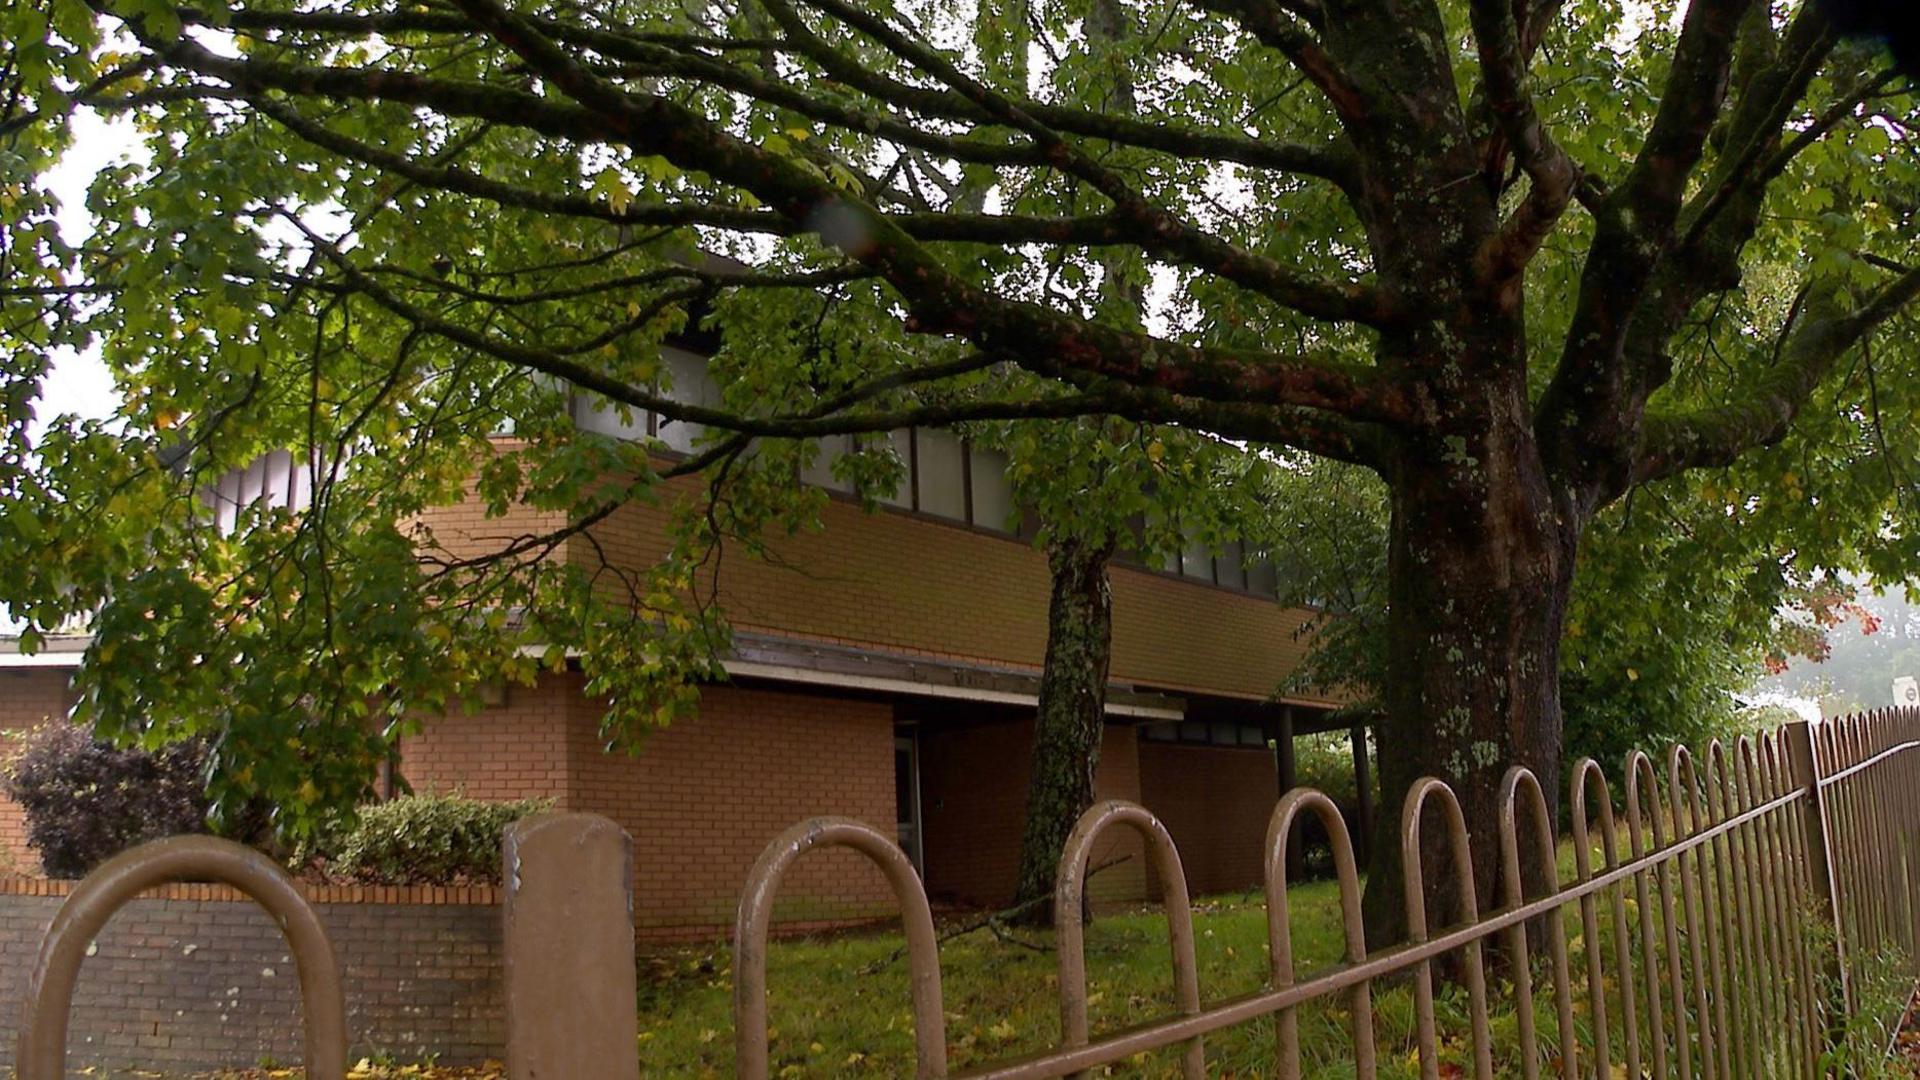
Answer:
4, 725, 211, 878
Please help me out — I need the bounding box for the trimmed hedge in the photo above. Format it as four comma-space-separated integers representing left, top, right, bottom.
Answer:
317, 794, 550, 885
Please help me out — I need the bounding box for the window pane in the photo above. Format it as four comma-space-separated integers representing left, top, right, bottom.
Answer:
968, 445, 1013, 531
876, 429, 911, 508
657, 345, 718, 453
1178, 720, 1209, 743
1143, 723, 1177, 742
1181, 527, 1212, 581
800, 436, 853, 492
1240, 723, 1267, 747
571, 391, 650, 441
910, 429, 964, 518
1246, 557, 1278, 598
1216, 540, 1247, 590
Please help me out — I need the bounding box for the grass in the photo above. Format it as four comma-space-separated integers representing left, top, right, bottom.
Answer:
153, 871, 1917, 1079
637, 863, 1919, 1078
637, 882, 1571, 1078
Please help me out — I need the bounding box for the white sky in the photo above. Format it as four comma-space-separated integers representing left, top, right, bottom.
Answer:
31, 110, 135, 439
2, 112, 135, 633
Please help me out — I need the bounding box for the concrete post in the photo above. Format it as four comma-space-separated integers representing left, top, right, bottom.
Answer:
1275, 706, 1303, 879
1350, 721, 1375, 868
504, 813, 640, 1080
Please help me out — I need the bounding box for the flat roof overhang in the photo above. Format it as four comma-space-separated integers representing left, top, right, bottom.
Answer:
0, 632, 1188, 720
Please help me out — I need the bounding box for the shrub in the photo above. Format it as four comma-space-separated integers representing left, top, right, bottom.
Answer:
4, 724, 212, 878
318, 794, 550, 885
1292, 730, 1377, 807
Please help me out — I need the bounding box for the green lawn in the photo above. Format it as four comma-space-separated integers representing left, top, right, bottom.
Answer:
637, 883, 1554, 1078
635, 871, 1915, 1078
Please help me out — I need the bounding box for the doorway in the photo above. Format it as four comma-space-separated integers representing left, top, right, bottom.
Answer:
894, 729, 924, 876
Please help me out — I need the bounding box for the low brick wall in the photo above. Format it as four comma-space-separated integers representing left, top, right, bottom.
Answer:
0, 878, 504, 1072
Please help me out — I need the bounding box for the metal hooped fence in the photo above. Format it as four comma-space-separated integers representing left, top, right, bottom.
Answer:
734, 709, 1920, 1078
13, 835, 349, 1080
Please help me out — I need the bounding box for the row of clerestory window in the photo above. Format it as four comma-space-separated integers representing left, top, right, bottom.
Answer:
567, 345, 1295, 601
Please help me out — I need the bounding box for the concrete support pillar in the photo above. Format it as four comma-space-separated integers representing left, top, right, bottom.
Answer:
1275, 706, 1303, 879
504, 813, 640, 1080
1350, 721, 1374, 868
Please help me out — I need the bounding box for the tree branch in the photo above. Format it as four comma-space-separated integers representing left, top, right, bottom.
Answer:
200, 4, 1360, 190
1468, 0, 1578, 279
1190, 0, 1365, 124
1634, 265, 1920, 482
773, 0, 1392, 324
173, 24, 1387, 325
1536, 0, 1762, 485
309, 0, 1406, 417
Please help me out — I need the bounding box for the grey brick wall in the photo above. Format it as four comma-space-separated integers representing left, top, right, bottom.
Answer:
0, 890, 503, 1072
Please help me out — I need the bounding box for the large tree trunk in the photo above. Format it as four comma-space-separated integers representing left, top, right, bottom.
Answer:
1011, 533, 1117, 923
1359, 396, 1582, 948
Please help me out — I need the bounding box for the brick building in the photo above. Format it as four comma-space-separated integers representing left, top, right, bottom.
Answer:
0, 349, 1365, 940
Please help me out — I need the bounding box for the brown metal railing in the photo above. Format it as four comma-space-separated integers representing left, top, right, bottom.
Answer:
16, 712, 1915, 1076
735, 709, 1920, 1078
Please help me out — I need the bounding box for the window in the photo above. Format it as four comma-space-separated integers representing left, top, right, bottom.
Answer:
968, 445, 1012, 532
657, 345, 719, 453
873, 429, 912, 509
1145, 718, 1270, 748
791, 426, 1019, 535
204, 449, 311, 534
1180, 527, 1212, 582
914, 429, 968, 520
800, 435, 853, 492
1246, 556, 1278, 598
571, 391, 651, 441
1215, 540, 1247, 591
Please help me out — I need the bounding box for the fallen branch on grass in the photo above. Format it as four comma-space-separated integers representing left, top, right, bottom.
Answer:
859, 854, 1133, 974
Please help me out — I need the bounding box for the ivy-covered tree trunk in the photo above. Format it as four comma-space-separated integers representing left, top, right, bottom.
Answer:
1360, 392, 1582, 946
1011, 533, 1117, 923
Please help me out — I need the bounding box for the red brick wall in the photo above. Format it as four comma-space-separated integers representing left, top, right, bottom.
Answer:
1138, 742, 1279, 898
918, 717, 1147, 909
567, 682, 899, 940
398, 676, 574, 805
562, 471, 1340, 704
0, 883, 501, 1071
0, 669, 79, 874
408, 442, 569, 568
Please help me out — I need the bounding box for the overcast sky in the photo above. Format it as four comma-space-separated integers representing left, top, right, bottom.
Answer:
30, 110, 135, 441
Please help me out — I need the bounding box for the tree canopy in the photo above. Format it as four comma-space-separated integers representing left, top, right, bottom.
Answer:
4, 0, 1919, 926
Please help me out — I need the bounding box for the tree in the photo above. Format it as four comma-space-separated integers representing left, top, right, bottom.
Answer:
993, 417, 1263, 917
5, 0, 1919, 938
1761, 586, 1920, 712
1266, 454, 1870, 772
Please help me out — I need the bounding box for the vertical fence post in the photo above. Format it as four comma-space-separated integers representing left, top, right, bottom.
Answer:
1784, 720, 1852, 1027
503, 813, 641, 1080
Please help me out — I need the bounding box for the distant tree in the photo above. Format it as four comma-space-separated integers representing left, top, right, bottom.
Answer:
1763, 587, 1920, 710
993, 416, 1263, 918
